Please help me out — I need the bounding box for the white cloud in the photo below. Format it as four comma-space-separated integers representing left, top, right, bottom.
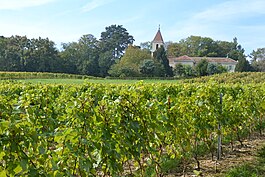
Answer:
166, 0, 265, 54
81, 0, 114, 12
193, 0, 265, 22
0, 0, 57, 10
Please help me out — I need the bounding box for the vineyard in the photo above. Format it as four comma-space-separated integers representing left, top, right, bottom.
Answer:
1, 73, 265, 176
182, 72, 265, 84
0, 72, 98, 80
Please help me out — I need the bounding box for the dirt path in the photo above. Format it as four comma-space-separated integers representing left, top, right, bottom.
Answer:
167, 135, 265, 177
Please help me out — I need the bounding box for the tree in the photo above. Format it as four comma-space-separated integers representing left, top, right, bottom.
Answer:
235, 58, 252, 72
3, 35, 28, 71
227, 38, 245, 61
0, 35, 60, 72
174, 63, 185, 77
250, 48, 265, 61
99, 24, 134, 60
60, 34, 100, 76
99, 24, 134, 76
0, 37, 8, 70
108, 45, 150, 77
167, 36, 218, 57
76, 34, 100, 76
60, 42, 79, 74
183, 65, 196, 77
250, 48, 265, 72
98, 51, 114, 77
207, 63, 227, 75
166, 36, 246, 61
167, 43, 183, 57
173, 64, 197, 77
26, 37, 60, 72
140, 41, 151, 51
195, 59, 208, 76
108, 63, 139, 77
153, 46, 173, 76
139, 59, 155, 76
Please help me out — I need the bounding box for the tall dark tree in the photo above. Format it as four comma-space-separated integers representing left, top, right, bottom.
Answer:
227, 38, 245, 61
0, 37, 8, 71
98, 51, 114, 77
235, 58, 252, 72
3, 36, 26, 71
153, 46, 173, 76
77, 34, 100, 76
0, 35, 60, 72
99, 25, 134, 59
60, 34, 100, 76
99, 25, 134, 77
60, 42, 79, 74
139, 59, 155, 76
26, 37, 60, 72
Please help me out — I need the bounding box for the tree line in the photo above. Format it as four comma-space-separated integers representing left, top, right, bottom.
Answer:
0, 25, 134, 77
1, 25, 265, 77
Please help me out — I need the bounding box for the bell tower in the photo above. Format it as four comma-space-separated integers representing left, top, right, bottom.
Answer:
151, 25, 164, 56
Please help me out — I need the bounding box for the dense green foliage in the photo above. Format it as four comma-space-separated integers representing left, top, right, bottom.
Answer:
0, 36, 60, 72
1, 79, 265, 176
108, 46, 151, 77
182, 72, 265, 84
250, 47, 265, 72
108, 45, 173, 77
1, 27, 260, 77
174, 60, 228, 77
163, 36, 252, 73
167, 36, 245, 61
0, 25, 134, 77
153, 46, 173, 77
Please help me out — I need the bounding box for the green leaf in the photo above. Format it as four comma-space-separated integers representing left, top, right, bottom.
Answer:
0, 170, 7, 177
0, 121, 9, 134
38, 146, 46, 154
14, 164, 22, 175
20, 159, 28, 171
0, 151, 5, 159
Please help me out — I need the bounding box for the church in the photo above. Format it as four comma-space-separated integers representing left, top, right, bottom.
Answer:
150, 28, 237, 72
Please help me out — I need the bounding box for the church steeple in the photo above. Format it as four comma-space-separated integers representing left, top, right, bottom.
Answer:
151, 25, 164, 55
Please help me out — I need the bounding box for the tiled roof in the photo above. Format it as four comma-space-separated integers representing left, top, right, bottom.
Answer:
152, 29, 164, 43
168, 55, 237, 64
191, 57, 237, 63
173, 55, 194, 61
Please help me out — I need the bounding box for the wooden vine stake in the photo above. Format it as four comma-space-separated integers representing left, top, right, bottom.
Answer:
217, 93, 223, 160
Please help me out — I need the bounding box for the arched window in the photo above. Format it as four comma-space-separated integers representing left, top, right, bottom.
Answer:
156, 44, 159, 49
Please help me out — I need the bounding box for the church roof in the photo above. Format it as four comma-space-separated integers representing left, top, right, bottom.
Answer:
152, 29, 164, 43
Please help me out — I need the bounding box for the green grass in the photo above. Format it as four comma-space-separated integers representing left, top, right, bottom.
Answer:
224, 146, 265, 177
16, 78, 179, 84
18, 78, 86, 84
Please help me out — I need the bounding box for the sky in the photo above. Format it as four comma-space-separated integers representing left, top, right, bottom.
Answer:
1, 0, 265, 55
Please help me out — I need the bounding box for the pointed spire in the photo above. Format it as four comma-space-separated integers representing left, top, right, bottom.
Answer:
152, 25, 164, 43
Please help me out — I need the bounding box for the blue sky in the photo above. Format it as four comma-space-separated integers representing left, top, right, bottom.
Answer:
1, 0, 265, 55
